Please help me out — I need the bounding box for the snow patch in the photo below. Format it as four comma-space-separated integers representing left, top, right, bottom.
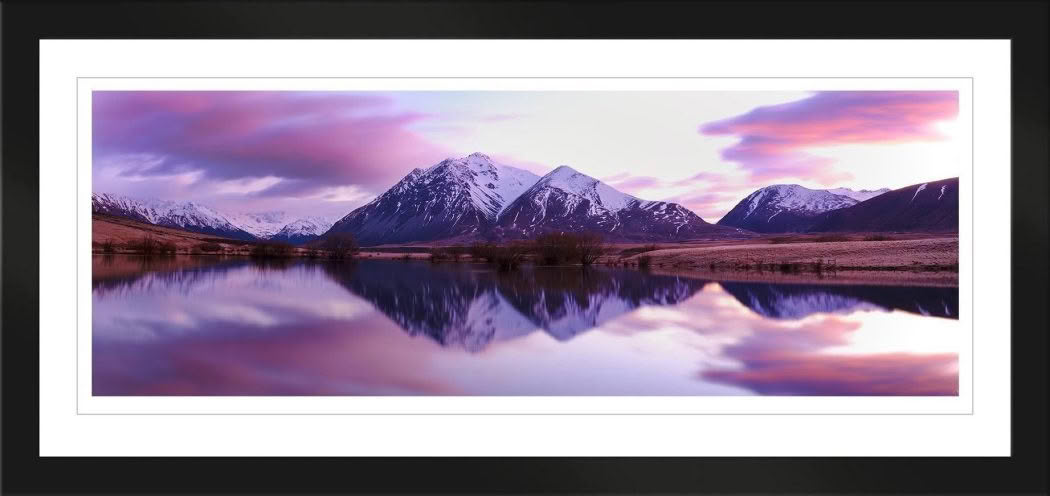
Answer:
910, 183, 928, 203
825, 187, 890, 202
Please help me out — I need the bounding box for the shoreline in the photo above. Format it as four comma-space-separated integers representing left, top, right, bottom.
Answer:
94, 251, 958, 287
94, 215, 958, 286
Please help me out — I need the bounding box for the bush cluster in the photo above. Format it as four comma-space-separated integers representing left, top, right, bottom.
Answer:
196, 242, 223, 253
468, 241, 531, 271
318, 233, 360, 259
250, 242, 294, 258
430, 246, 467, 263
99, 239, 116, 253
531, 232, 606, 266
125, 235, 176, 255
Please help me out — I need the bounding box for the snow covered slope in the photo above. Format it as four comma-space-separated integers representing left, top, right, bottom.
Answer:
270, 217, 335, 244
716, 185, 861, 233
92, 193, 334, 243
223, 211, 292, 239
91, 193, 257, 240
825, 187, 891, 202
495, 166, 748, 241
325, 153, 542, 245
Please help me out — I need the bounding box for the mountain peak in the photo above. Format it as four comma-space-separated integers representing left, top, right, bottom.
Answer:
717, 184, 859, 233
549, 165, 578, 175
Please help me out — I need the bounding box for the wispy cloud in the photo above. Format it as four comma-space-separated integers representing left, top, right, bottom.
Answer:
93, 91, 451, 199
700, 91, 959, 184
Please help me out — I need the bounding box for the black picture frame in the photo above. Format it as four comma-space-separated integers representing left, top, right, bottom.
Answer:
2, 1, 1046, 494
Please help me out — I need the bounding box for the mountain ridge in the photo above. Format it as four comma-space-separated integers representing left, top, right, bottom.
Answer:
807, 178, 959, 233
716, 184, 871, 233
326, 154, 751, 245
91, 193, 334, 244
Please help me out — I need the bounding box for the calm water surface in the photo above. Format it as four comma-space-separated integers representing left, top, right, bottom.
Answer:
92, 255, 960, 396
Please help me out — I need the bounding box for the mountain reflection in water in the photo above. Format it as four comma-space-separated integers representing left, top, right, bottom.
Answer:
92, 256, 960, 396
322, 262, 708, 351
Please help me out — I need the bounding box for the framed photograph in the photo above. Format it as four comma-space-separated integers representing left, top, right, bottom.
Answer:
3, 1, 1046, 494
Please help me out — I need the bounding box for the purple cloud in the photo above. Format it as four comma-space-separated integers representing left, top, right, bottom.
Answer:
93, 91, 451, 198
700, 91, 959, 184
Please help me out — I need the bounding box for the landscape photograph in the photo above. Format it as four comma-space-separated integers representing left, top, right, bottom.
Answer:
91, 90, 962, 396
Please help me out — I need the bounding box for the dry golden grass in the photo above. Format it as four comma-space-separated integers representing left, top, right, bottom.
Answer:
92, 214, 247, 253
618, 237, 958, 271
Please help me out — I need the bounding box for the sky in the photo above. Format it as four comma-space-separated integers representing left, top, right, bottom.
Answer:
92, 90, 960, 222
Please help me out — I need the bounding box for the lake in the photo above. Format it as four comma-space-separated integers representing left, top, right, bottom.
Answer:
92, 255, 960, 396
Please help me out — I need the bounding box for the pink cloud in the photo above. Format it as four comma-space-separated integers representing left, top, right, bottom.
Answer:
93, 91, 451, 198
600, 171, 747, 221
685, 303, 957, 396
703, 351, 959, 396
700, 91, 959, 184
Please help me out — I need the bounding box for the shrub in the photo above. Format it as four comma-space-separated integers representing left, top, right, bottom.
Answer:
197, 242, 223, 253
319, 232, 360, 259
159, 241, 177, 254
126, 234, 161, 255
99, 239, 116, 253
250, 242, 294, 258
532, 232, 606, 265
430, 247, 454, 263
469, 242, 498, 262
532, 232, 578, 265
863, 234, 892, 241
637, 255, 652, 269
447, 246, 466, 262
575, 233, 606, 266
492, 242, 531, 271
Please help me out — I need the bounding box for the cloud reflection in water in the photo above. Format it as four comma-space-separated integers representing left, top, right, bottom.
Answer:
92, 256, 959, 396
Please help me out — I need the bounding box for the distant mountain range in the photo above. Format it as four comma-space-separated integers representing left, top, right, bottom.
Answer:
716, 185, 891, 233
91, 193, 334, 244
716, 178, 958, 234
326, 153, 749, 245
94, 152, 959, 245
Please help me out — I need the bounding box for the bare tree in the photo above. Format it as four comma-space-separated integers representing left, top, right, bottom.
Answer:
575, 232, 606, 265
320, 232, 360, 259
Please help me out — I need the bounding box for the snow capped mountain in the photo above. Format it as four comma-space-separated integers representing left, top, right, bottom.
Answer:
808, 177, 959, 233
223, 211, 292, 239
92, 193, 257, 240
495, 166, 748, 241
327, 155, 750, 245
716, 184, 861, 233
92, 193, 333, 243
326, 153, 544, 245
540, 165, 637, 213
270, 217, 335, 244
825, 187, 891, 202
458, 152, 541, 217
